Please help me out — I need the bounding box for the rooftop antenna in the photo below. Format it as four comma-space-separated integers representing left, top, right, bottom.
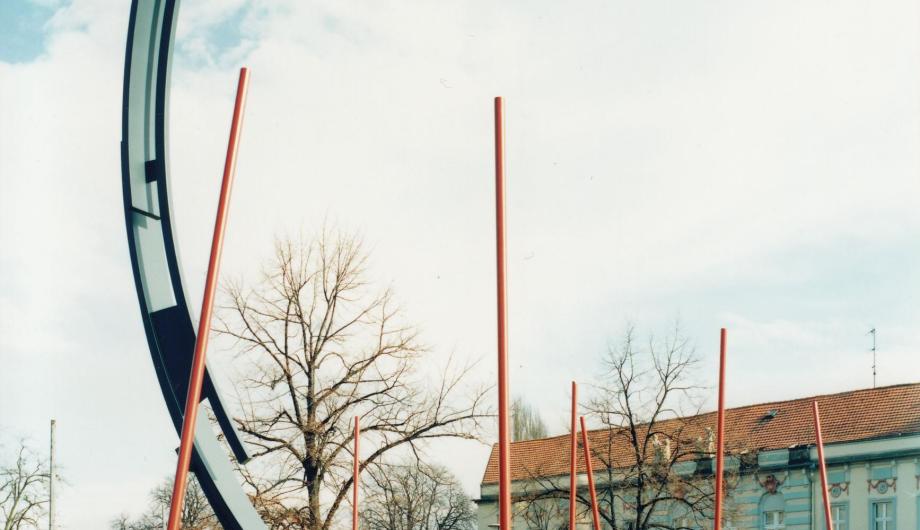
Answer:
868, 327, 877, 388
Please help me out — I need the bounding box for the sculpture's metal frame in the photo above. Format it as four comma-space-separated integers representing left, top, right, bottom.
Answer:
120, 1, 266, 528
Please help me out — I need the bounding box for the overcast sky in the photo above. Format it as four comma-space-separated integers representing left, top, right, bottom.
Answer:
2, 0, 920, 527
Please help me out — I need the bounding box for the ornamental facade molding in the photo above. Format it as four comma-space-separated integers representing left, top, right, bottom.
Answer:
867, 478, 896, 494
828, 481, 849, 498
756, 473, 785, 494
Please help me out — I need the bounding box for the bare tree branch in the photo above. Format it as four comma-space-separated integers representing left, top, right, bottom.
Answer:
518, 324, 747, 530
110, 476, 218, 530
216, 229, 491, 530
361, 460, 475, 530
1, 440, 50, 530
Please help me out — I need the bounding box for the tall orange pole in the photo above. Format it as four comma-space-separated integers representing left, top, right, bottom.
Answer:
353, 416, 360, 530
713, 328, 727, 530
813, 401, 834, 530
494, 96, 512, 530
579, 416, 601, 530
166, 67, 249, 530
569, 381, 578, 530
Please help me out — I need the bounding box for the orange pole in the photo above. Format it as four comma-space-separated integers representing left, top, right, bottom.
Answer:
713, 328, 727, 530
494, 96, 512, 530
569, 381, 577, 530
166, 67, 249, 530
353, 416, 360, 530
579, 416, 601, 530
813, 401, 834, 530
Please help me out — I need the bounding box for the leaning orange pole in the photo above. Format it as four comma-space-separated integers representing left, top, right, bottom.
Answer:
813, 401, 834, 530
494, 96, 512, 530
713, 328, 727, 530
569, 381, 577, 530
579, 416, 601, 530
353, 416, 360, 530
166, 67, 249, 530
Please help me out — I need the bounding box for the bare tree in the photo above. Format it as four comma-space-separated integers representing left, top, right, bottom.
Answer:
1, 441, 49, 530
360, 461, 475, 530
511, 397, 548, 442
216, 230, 490, 530
110, 476, 217, 530
521, 325, 743, 530
591, 324, 707, 530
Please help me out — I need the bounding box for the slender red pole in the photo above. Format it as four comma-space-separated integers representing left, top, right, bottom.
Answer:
353, 416, 360, 530
713, 328, 727, 530
579, 416, 601, 530
166, 67, 249, 530
494, 96, 512, 530
569, 381, 577, 530
813, 401, 834, 530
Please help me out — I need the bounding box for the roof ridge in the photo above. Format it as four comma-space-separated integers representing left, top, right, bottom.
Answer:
482, 381, 920, 485
507, 432, 571, 447
493, 382, 920, 449
702, 381, 920, 416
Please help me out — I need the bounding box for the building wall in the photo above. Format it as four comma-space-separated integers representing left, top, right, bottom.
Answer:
477, 499, 498, 530
477, 435, 920, 530
812, 458, 918, 530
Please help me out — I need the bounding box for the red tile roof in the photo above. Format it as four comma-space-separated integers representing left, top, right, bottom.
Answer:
482, 383, 920, 484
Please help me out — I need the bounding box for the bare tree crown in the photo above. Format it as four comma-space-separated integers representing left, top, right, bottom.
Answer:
361, 461, 475, 530
1, 441, 49, 530
511, 396, 548, 442
110, 476, 217, 530
215, 230, 489, 530
519, 324, 742, 530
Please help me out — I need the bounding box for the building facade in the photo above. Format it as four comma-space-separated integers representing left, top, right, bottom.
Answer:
477, 383, 920, 530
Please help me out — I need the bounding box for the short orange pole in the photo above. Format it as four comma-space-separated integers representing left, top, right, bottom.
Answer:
713, 328, 727, 530
166, 67, 249, 530
569, 382, 577, 530
579, 416, 601, 530
813, 401, 834, 530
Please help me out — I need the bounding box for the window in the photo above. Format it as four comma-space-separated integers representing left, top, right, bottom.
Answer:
760, 493, 786, 530
872, 501, 894, 530
763, 510, 785, 530
831, 504, 847, 530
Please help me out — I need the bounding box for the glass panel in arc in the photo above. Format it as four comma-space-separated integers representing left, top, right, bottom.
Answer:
131, 212, 176, 312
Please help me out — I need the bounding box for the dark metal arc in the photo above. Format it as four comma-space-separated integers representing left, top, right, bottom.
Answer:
120, 1, 266, 528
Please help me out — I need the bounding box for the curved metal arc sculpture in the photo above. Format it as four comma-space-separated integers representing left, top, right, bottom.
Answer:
121, 1, 266, 528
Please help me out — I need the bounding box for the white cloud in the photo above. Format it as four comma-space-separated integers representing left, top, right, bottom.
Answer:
2, 0, 920, 527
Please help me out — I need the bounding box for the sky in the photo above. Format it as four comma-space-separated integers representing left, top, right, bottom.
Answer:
1, 0, 920, 527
